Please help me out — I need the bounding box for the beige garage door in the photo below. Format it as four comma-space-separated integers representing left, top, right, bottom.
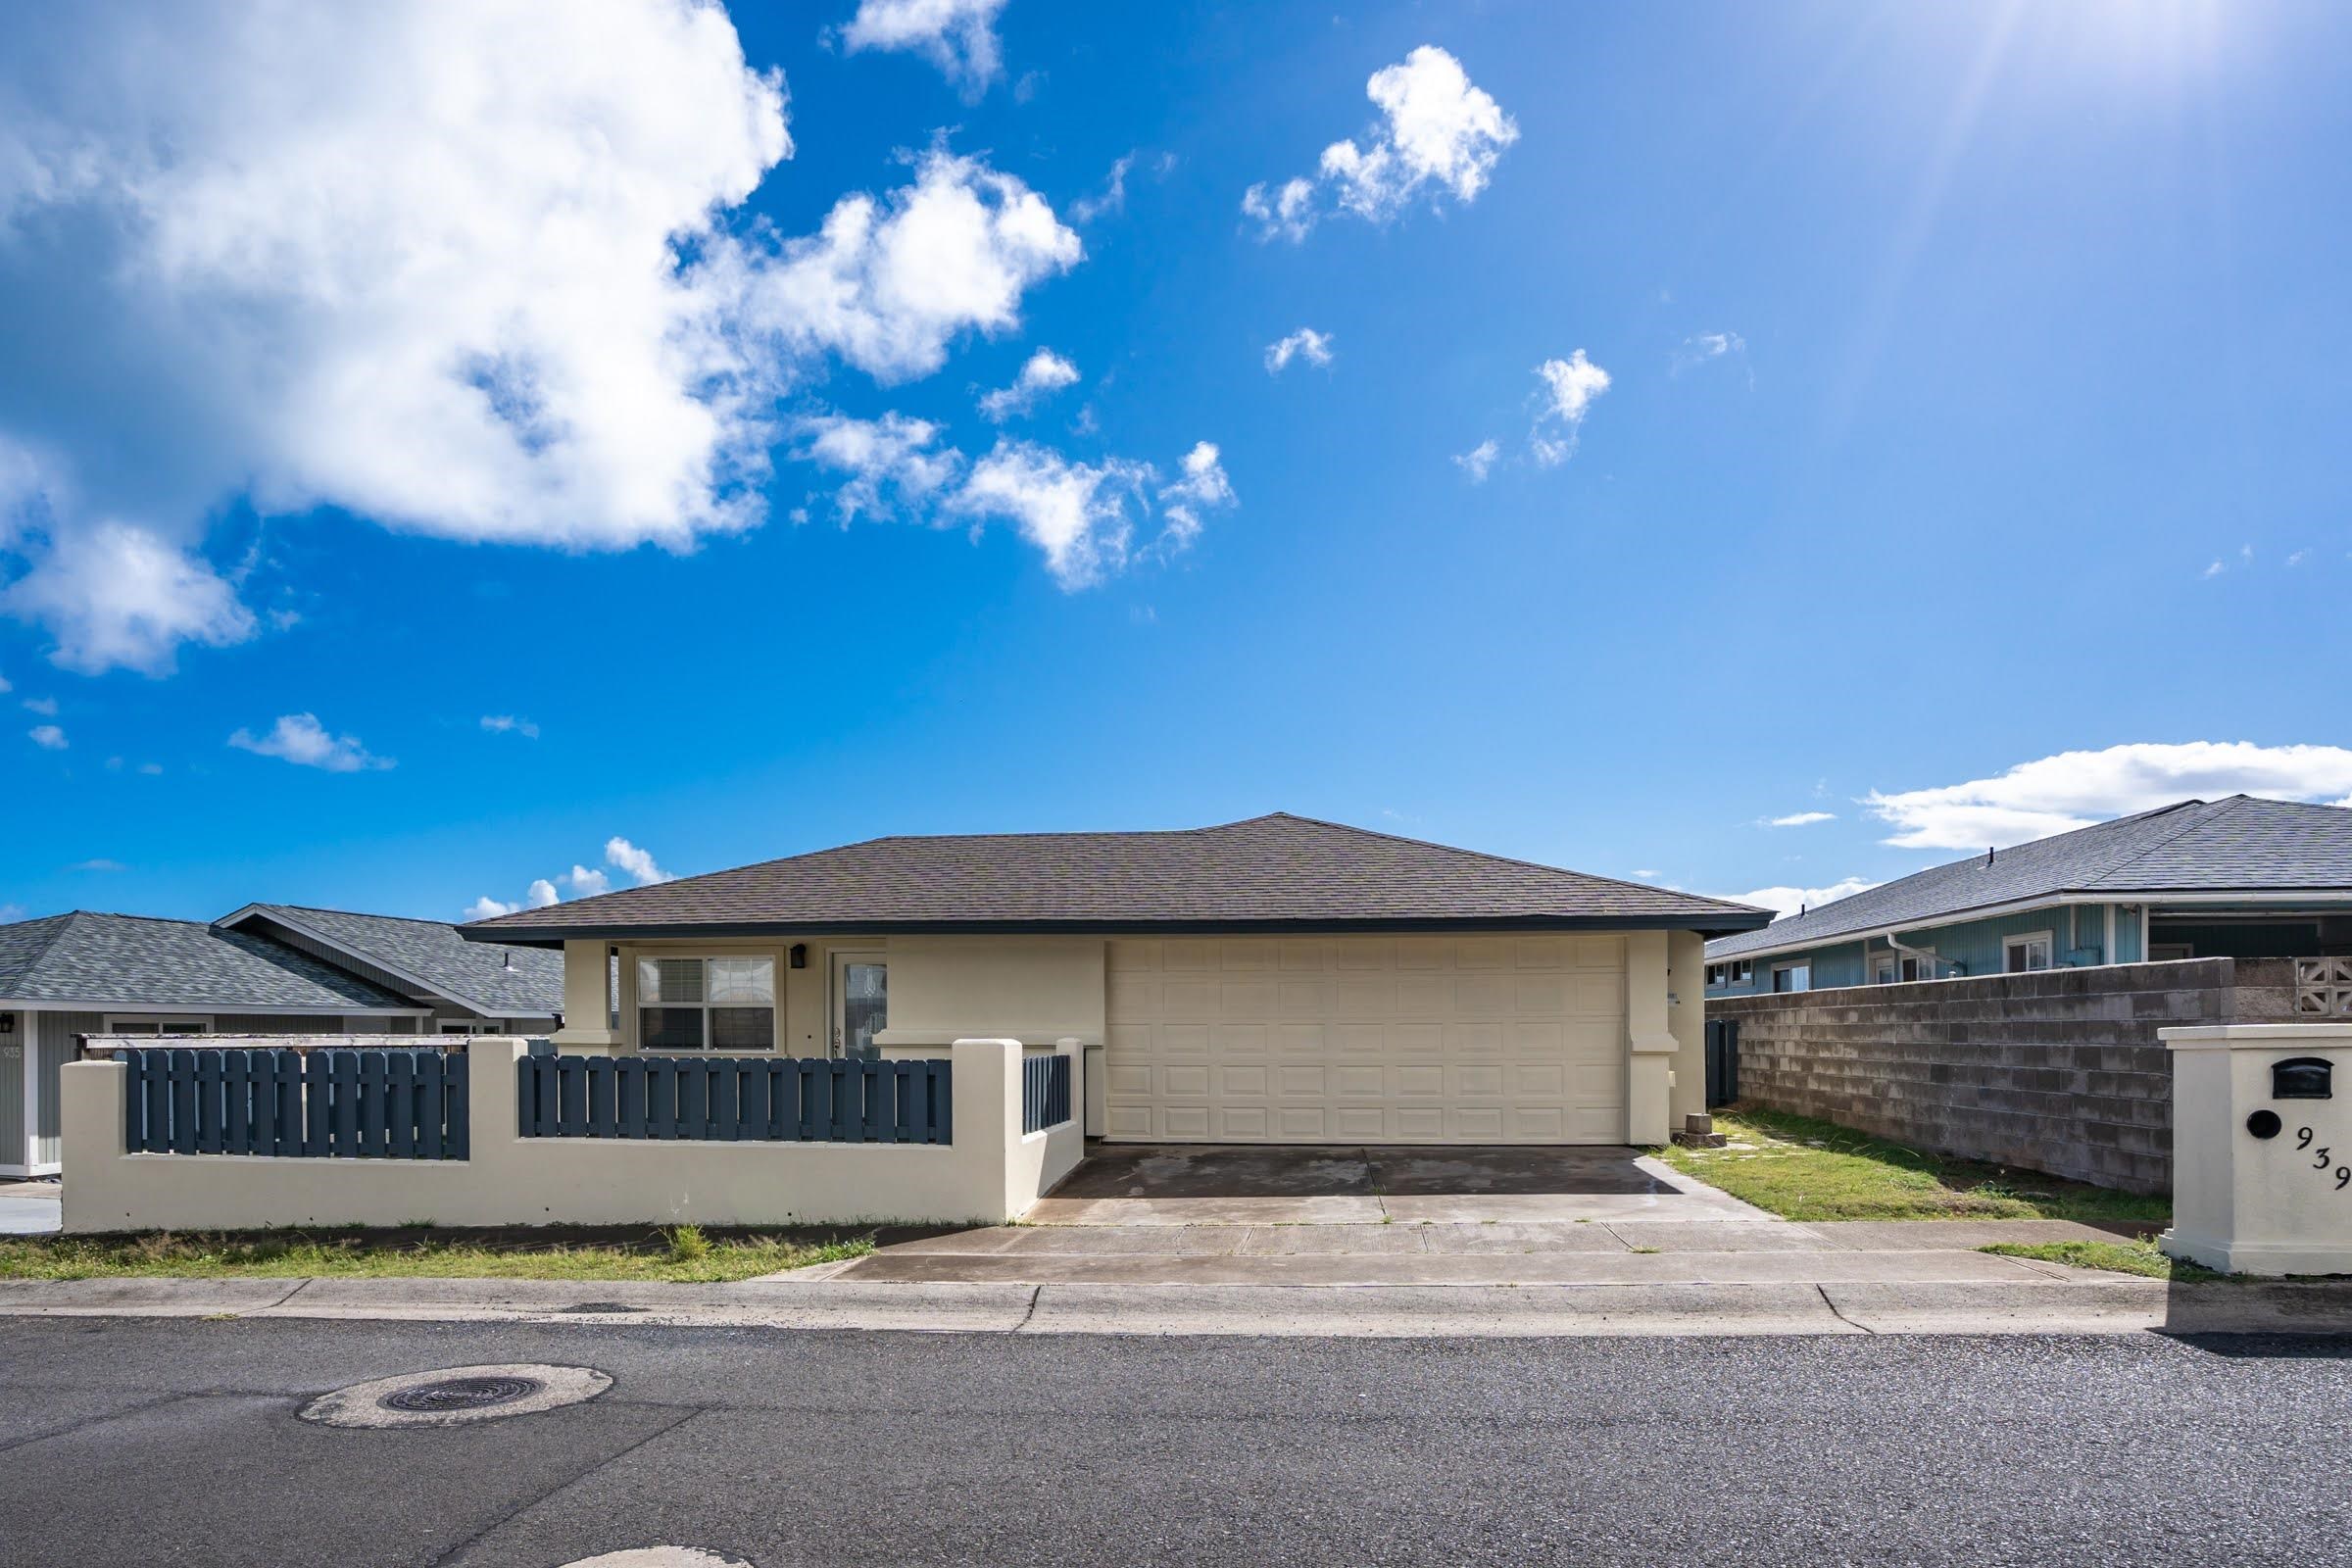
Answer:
1102, 934, 1628, 1145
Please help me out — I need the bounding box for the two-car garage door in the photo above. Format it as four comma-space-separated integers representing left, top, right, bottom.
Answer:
1102, 934, 1629, 1145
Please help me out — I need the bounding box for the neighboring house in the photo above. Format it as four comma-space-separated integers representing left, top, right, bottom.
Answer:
1, 907, 562, 1177
461, 812, 1770, 1148
1705, 796, 2352, 997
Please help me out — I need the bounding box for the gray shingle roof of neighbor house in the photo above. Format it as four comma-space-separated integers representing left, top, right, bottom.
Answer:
215, 904, 565, 1017
1706, 796, 2352, 961
0, 910, 420, 1011
460, 812, 1774, 945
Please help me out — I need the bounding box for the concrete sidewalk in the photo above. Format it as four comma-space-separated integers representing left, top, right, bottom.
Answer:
6, 1269, 2352, 1338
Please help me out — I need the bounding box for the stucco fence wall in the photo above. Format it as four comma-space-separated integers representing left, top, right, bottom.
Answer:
1706, 958, 2302, 1196
59, 1038, 1084, 1234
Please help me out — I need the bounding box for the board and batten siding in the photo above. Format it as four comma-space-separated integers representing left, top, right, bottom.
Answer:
30, 1012, 102, 1168
1709, 901, 2140, 997
2, 1010, 25, 1171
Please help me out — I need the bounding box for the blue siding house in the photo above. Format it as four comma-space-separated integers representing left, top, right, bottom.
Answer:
1705, 796, 2352, 998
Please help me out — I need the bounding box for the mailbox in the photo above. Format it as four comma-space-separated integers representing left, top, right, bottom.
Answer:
2273, 1057, 2333, 1100
2163, 1024, 2352, 1275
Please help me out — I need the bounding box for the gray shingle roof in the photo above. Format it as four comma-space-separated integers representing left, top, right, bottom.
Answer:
461, 812, 1773, 943
223, 906, 564, 1017
1707, 796, 2352, 960
0, 911, 419, 1010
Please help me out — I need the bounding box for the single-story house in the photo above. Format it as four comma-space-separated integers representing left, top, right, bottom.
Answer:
2, 906, 562, 1176
1704, 795, 2352, 997
460, 812, 1770, 1147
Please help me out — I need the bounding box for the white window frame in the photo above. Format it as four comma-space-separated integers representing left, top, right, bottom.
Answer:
1733, 959, 1752, 986
102, 1014, 211, 1036
2004, 931, 2056, 974
1772, 962, 1811, 994
635, 955, 778, 1053
435, 1017, 496, 1036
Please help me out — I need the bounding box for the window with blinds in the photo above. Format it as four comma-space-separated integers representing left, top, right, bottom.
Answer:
637, 956, 775, 1051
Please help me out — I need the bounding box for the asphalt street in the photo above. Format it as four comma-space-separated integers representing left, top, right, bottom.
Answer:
1, 1317, 2346, 1567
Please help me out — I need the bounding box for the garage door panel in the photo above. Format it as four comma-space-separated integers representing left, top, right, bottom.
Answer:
1274, 1024, 1327, 1054
1163, 1064, 1210, 1097
1105, 932, 1627, 1146
1162, 1024, 1211, 1055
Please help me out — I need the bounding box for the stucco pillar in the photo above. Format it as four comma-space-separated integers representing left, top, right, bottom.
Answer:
551, 940, 619, 1051
1625, 930, 1677, 1145
1666, 930, 1708, 1126
57, 1058, 126, 1233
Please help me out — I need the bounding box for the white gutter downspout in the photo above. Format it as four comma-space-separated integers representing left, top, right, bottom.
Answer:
1885, 927, 1941, 979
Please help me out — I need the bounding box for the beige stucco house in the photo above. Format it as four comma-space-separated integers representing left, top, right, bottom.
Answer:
461, 813, 1770, 1148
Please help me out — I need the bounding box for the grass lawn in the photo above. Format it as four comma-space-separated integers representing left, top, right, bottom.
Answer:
0, 1223, 878, 1284
1657, 1105, 2173, 1225
1981, 1238, 2219, 1282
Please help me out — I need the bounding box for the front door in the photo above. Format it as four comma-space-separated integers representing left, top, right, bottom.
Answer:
831, 952, 888, 1060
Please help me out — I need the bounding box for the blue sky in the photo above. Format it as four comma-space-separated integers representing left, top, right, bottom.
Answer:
4, 0, 2351, 927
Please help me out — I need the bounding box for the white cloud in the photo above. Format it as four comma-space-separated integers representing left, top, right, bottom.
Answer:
0, 671, 9, 693
69, 858, 125, 873
978, 349, 1080, 420
22, 696, 55, 715
1528, 352, 1611, 466
1248, 47, 1516, 242
227, 712, 389, 772
2, 522, 258, 675
793, 411, 964, 520
1068, 153, 1134, 225
951, 441, 1153, 588
606, 836, 674, 886
564, 864, 611, 898
1674, 331, 1746, 372
746, 146, 1081, 384
1766, 810, 1836, 827
1863, 742, 2352, 850
1241, 177, 1318, 243
2202, 559, 2227, 579
838, 0, 1008, 98
464, 895, 518, 921
1724, 877, 1881, 921
2287, 549, 2310, 567
1264, 328, 1335, 374
1154, 441, 1237, 557
0, 903, 26, 922
526, 877, 563, 908
480, 714, 539, 739
27, 723, 64, 750
1453, 439, 1499, 484
0, 1, 794, 672
0, 7, 1102, 674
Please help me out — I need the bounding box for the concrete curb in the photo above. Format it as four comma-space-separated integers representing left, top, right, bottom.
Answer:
8, 1273, 2352, 1338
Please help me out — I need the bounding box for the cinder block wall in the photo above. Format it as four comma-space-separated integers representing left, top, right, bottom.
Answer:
1706, 958, 2299, 1196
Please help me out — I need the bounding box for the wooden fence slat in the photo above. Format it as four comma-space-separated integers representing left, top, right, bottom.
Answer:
417, 1052, 444, 1159
619, 1058, 646, 1138
587, 1056, 615, 1137
385, 1052, 416, 1158
649, 1058, 676, 1140
356, 1052, 386, 1158
557, 1053, 586, 1137
445, 1050, 469, 1158
223, 1051, 253, 1153
735, 1060, 765, 1139
167, 1052, 196, 1154
328, 1053, 359, 1157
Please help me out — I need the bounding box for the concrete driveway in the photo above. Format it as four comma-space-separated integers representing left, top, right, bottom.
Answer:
826, 1142, 1857, 1285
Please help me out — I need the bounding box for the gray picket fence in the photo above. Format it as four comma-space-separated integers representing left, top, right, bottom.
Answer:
116, 1047, 469, 1159
516, 1054, 952, 1145
1022, 1052, 1071, 1134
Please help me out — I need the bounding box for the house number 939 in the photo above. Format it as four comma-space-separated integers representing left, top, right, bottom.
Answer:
2294, 1127, 2352, 1190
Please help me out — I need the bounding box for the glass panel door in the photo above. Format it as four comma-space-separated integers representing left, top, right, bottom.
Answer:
832, 952, 887, 1061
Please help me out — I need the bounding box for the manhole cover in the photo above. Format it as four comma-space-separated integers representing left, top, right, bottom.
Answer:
379, 1374, 545, 1413
301, 1363, 611, 1429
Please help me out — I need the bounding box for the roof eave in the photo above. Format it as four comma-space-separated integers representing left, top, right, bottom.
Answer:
1706, 884, 2352, 961
461, 909, 1776, 949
